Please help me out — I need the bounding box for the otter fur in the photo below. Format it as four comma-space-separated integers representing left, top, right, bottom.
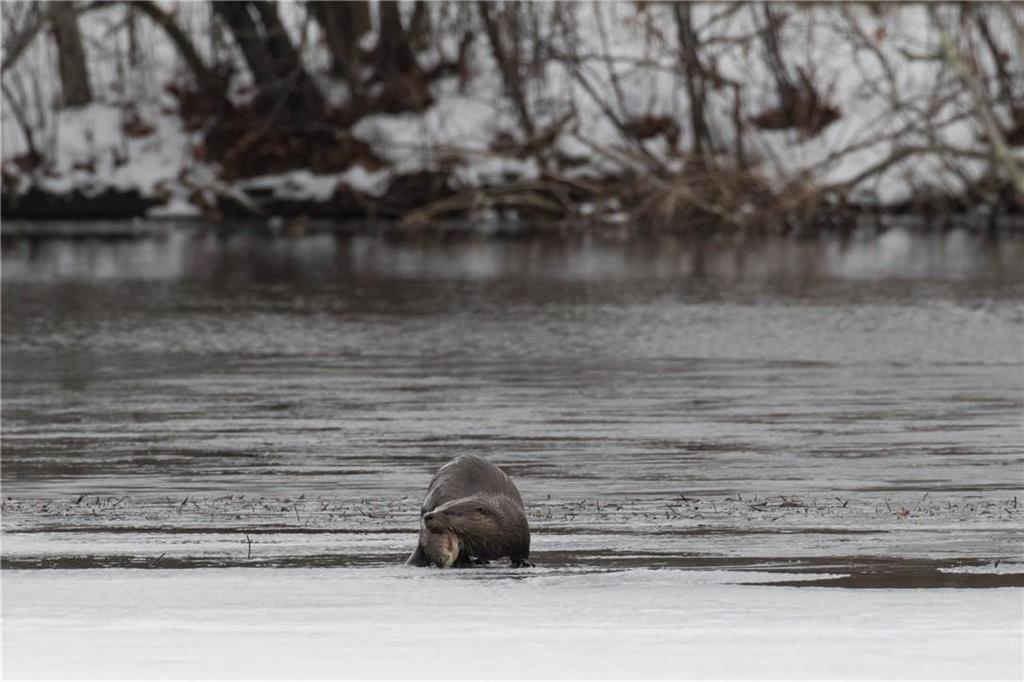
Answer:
407, 454, 532, 568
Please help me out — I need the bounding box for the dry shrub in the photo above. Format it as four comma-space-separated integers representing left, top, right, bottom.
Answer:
749, 70, 841, 138
165, 83, 230, 132
622, 115, 680, 150
633, 160, 833, 234
369, 72, 434, 114
204, 103, 385, 181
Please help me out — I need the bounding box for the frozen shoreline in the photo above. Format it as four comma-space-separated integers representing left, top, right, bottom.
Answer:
3, 567, 1021, 679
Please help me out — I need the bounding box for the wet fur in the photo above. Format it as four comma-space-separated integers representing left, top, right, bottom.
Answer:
407, 455, 531, 568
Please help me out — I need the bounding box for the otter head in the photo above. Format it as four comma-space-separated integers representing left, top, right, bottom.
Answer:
420, 525, 461, 568
420, 496, 503, 567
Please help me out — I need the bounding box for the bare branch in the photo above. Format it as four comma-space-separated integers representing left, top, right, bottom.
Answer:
929, 6, 1024, 196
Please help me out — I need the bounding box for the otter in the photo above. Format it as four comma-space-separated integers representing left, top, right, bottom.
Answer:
407, 454, 532, 568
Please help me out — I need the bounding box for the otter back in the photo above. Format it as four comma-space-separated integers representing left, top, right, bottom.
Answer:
420, 454, 523, 513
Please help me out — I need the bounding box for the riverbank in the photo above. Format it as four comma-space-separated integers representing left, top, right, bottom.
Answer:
4, 195, 1023, 243
3, 4, 1022, 229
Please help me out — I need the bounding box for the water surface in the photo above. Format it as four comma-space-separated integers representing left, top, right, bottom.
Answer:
2, 223, 1022, 575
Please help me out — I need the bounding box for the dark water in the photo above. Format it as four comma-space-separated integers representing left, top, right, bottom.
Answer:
2, 223, 1023, 578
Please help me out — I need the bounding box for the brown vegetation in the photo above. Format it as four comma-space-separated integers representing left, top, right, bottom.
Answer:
1, 2, 1022, 229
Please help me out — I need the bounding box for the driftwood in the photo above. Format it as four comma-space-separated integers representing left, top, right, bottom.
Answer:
401, 181, 577, 226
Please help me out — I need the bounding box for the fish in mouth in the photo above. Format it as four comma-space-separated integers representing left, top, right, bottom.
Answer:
424, 529, 461, 568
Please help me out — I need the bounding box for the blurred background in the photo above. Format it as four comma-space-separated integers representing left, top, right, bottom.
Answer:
1, 1, 1022, 229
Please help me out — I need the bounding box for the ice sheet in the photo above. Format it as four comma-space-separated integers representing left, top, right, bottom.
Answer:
3, 567, 1021, 679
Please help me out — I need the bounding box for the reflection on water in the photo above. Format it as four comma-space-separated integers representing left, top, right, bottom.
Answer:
2, 222, 1022, 569
3, 223, 1023, 283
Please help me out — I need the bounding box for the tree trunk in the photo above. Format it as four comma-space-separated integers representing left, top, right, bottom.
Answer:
308, 0, 370, 97
133, 0, 224, 98
50, 1, 92, 108
374, 1, 417, 79
477, 2, 535, 139
214, 1, 276, 87
251, 1, 303, 82
674, 3, 713, 156
760, 5, 798, 123
406, 1, 430, 52
214, 1, 323, 115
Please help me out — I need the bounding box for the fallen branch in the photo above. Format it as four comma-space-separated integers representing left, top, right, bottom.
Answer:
401, 181, 573, 225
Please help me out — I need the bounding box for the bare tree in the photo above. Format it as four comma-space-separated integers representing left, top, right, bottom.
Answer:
49, 1, 92, 108
308, 1, 370, 98
673, 4, 713, 156
374, 1, 419, 80
478, 1, 537, 140
213, 0, 323, 114
2, 2, 46, 73
929, 6, 1024, 197
968, 6, 1024, 144
133, 1, 225, 99
752, 4, 839, 136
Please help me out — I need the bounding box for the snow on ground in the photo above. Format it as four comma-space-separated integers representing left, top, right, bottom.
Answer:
3, 3, 1020, 214
2, 567, 1021, 679
2, 102, 202, 200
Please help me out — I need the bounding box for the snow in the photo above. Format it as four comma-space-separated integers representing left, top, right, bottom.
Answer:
239, 170, 351, 202
2, 567, 1020, 679
941, 563, 1024, 575
147, 194, 201, 219
10, 102, 201, 199
3, 3, 1020, 214
453, 156, 541, 188
341, 165, 392, 197
353, 95, 500, 168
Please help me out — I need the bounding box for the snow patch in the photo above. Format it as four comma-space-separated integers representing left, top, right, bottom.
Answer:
2, 568, 1020, 679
